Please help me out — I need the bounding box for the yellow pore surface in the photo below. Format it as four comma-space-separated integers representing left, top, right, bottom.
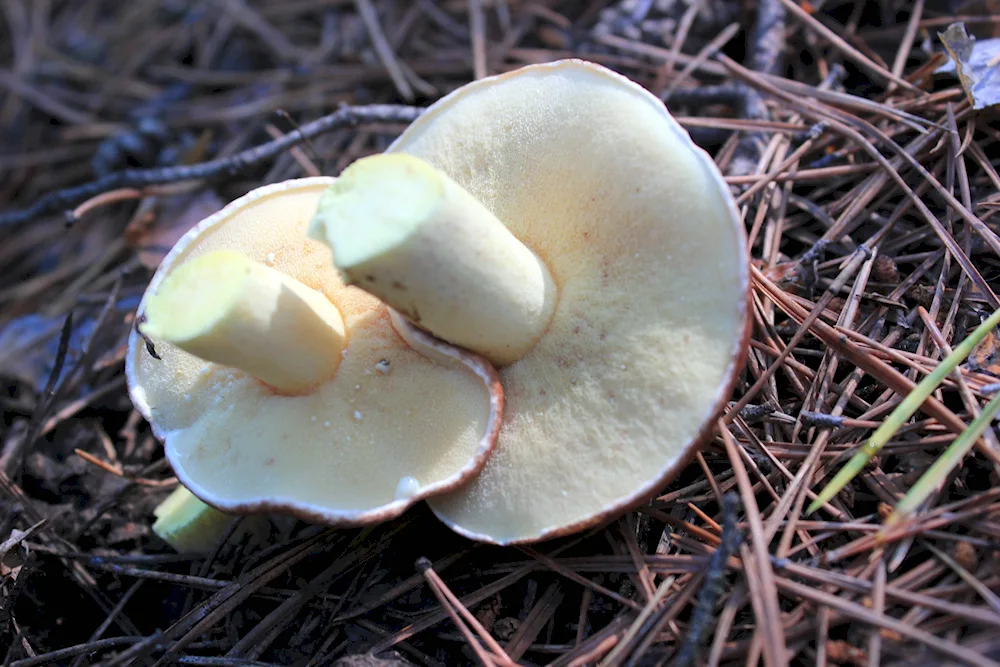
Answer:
392, 61, 749, 542
129, 179, 493, 522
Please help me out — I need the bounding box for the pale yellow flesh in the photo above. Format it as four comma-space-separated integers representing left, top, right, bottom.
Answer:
309, 153, 556, 367
386, 61, 748, 543
128, 180, 494, 522
153, 485, 233, 553
142, 249, 346, 394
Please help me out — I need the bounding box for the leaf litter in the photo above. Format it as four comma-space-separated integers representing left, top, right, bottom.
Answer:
938, 22, 1000, 110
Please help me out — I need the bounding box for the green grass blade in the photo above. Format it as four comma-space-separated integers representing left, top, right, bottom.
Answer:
806, 308, 1000, 515
887, 390, 1000, 523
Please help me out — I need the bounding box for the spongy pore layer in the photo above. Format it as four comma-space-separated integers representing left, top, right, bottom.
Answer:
390, 60, 749, 543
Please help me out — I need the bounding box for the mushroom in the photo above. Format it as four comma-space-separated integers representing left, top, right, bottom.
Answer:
126, 177, 503, 526
309, 60, 750, 544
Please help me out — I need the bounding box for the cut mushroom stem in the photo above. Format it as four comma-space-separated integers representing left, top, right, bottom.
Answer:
308, 153, 557, 367
153, 486, 234, 553
141, 249, 346, 394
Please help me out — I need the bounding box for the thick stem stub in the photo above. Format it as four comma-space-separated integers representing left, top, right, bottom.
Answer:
153, 486, 233, 553
142, 250, 346, 394
309, 153, 556, 367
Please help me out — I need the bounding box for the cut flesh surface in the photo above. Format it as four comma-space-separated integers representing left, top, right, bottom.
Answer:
389, 61, 749, 543
126, 179, 501, 525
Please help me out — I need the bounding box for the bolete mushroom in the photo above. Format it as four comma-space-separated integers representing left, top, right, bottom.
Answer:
126, 178, 503, 526
309, 60, 750, 544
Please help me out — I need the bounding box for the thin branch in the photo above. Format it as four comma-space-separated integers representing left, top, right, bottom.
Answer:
0, 104, 422, 227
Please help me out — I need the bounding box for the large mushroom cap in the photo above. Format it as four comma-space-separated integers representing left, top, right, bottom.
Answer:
387, 60, 750, 543
126, 178, 502, 526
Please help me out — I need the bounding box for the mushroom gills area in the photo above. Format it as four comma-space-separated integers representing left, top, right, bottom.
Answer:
388, 62, 747, 542
130, 180, 494, 520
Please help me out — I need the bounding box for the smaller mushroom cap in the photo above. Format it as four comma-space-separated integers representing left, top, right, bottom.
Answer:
126, 178, 502, 526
